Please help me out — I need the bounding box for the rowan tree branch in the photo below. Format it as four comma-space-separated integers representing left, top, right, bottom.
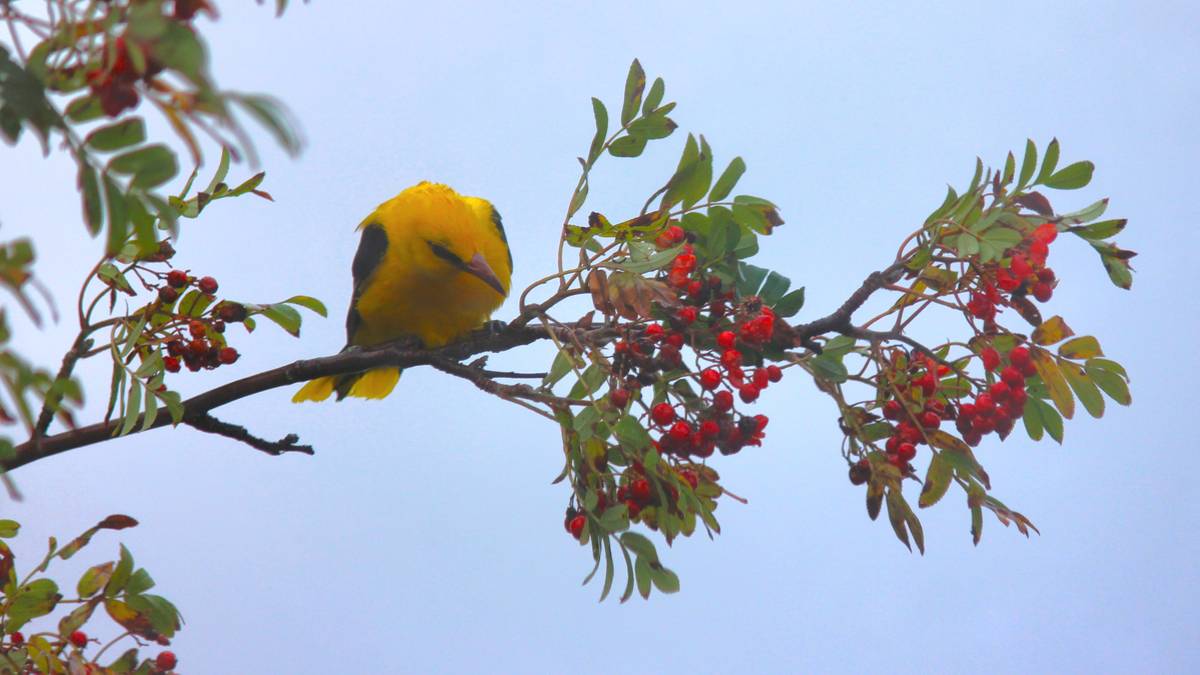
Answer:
7, 261, 912, 473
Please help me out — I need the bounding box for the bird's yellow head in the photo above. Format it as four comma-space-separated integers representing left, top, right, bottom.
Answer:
365, 182, 512, 297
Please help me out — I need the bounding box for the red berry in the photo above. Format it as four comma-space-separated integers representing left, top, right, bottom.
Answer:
70, 630, 87, 648
668, 268, 690, 289
1001, 366, 1024, 388
1020, 360, 1038, 378
716, 331, 736, 349
188, 320, 207, 338
713, 390, 734, 412
1033, 222, 1058, 244
666, 332, 685, 349
1009, 386, 1028, 406
686, 280, 703, 296
155, 651, 178, 670
610, 388, 630, 408
959, 403, 978, 419
644, 323, 664, 341
990, 381, 1011, 401
920, 411, 940, 429
721, 349, 742, 369
738, 384, 760, 403
158, 286, 178, 303
1010, 253, 1032, 278
1037, 267, 1056, 283
631, 478, 652, 503
678, 307, 698, 324
218, 347, 239, 364
752, 368, 770, 389
897, 442, 917, 461
197, 276, 219, 294
1032, 282, 1053, 303
963, 430, 983, 447
996, 416, 1016, 438
885, 435, 901, 454
625, 499, 642, 518
188, 338, 208, 357
650, 402, 676, 426
568, 514, 586, 539
1008, 346, 1031, 367
680, 469, 699, 489
669, 421, 692, 442
980, 347, 1001, 372
700, 420, 720, 438
754, 414, 769, 431
1029, 238, 1049, 263
882, 399, 903, 421
766, 365, 783, 382
10, 632, 23, 646
166, 270, 188, 288
666, 225, 685, 244
699, 368, 722, 390
996, 268, 1020, 292
163, 356, 181, 373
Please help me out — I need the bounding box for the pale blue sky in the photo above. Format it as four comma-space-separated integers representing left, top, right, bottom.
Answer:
2, 2, 1198, 673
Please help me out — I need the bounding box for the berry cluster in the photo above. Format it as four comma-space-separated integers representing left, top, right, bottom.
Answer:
86, 36, 161, 118
154, 271, 246, 374
955, 345, 1037, 447
873, 356, 953, 472
968, 222, 1060, 321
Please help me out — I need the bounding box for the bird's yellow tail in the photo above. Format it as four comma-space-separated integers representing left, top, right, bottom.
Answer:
291, 367, 402, 403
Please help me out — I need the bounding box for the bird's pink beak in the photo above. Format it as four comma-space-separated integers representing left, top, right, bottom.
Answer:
464, 253, 506, 296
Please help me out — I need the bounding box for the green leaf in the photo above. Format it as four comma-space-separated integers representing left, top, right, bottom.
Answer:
737, 262, 769, 297
626, 112, 676, 140
1002, 151, 1015, 185
107, 144, 178, 189
57, 601, 96, 638
1061, 360, 1104, 418
567, 364, 606, 400
206, 147, 232, 194
709, 156, 746, 202
620, 59, 646, 126
0, 519, 18, 538
642, 77, 665, 114
662, 134, 713, 210
608, 134, 646, 157
1036, 137, 1060, 184
118, 379, 143, 437
1043, 161, 1094, 190
885, 490, 911, 552
1030, 397, 1063, 443
284, 295, 327, 317
635, 555, 652, 599
260, 303, 303, 337
1023, 402, 1044, 441
758, 271, 791, 306
1069, 218, 1125, 241
6, 579, 61, 632
65, 94, 104, 123
588, 97, 608, 163
955, 232, 980, 257
1058, 198, 1108, 225
811, 354, 848, 383
103, 175, 128, 255
619, 532, 659, 563
78, 164, 103, 235
649, 565, 680, 594
543, 348, 578, 388
230, 93, 303, 156
773, 287, 806, 318
1086, 360, 1131, 406
85, 118, 146, 151
1018, 138, 1037, 189
918, 452, 952, 508
151, 22, 207, 83
614, 415, 652, 451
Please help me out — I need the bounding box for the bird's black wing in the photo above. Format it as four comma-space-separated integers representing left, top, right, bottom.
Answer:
345, 223, 388, 344
490, 207, 513, 272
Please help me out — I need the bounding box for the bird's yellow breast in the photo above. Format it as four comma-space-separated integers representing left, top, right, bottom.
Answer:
349, 183, 511, 348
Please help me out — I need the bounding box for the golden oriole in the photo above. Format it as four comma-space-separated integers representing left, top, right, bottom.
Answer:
292, 182, 512, 402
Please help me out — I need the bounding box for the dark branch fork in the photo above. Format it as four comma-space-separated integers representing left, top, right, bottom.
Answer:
8, 262, 920, 473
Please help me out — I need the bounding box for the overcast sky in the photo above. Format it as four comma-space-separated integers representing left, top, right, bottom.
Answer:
2, 1, 1197, 673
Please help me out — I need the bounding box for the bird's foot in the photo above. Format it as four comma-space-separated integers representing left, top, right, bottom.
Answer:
482, 319, 507, 337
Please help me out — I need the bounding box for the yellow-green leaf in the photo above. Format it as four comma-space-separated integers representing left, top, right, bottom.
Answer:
1058, 336, 1103, 360
1032, 315, 1074, 346
918, 452, 952, 508
1032, 350, 1074, 419
1086, 360, 1132, 406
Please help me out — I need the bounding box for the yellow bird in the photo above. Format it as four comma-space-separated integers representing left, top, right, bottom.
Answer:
292, 182, 512, 402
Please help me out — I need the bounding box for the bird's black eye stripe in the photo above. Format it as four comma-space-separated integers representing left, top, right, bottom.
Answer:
427, 240, 465, 267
